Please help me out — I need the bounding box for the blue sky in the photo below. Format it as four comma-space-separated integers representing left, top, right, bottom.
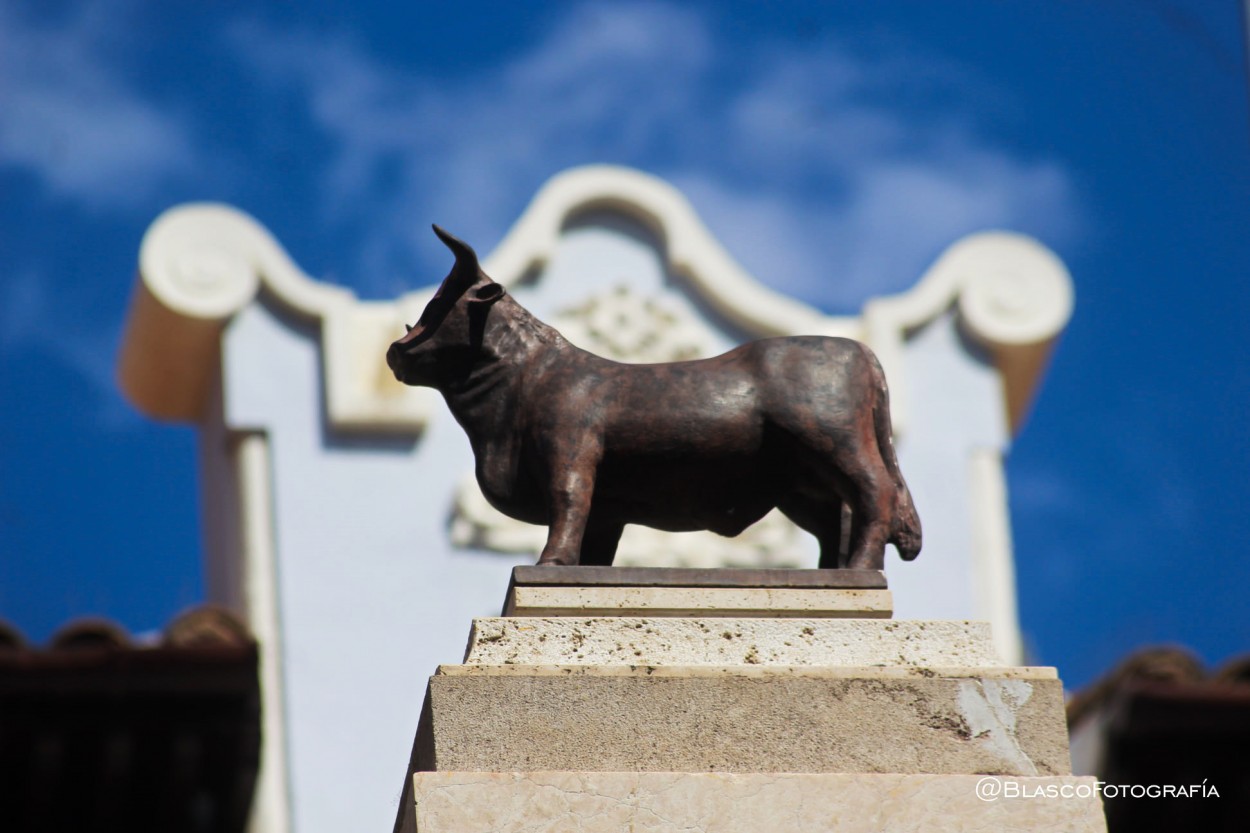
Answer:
0, 0, 1246, 689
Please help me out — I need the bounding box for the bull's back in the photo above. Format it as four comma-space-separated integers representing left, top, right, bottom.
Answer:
590, 336, 872, 457
747, 336, 871, 404
594, 346, 767, 456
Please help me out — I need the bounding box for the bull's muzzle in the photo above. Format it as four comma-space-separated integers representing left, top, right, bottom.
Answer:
387, 324, 422, 378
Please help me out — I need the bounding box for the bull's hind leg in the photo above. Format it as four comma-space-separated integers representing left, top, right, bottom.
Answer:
799, 434, 896, 571
779, 494, 850, 569
841, 461, 898, 571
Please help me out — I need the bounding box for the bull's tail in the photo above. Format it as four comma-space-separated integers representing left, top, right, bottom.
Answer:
867, 348, 922, 561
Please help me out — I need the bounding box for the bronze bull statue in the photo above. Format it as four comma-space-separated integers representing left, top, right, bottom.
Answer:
387, 226, 921, 570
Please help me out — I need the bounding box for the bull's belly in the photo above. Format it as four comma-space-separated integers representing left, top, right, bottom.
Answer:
612, 499, 775, 537
476, 452, 796, 536
592, 461, 786, 536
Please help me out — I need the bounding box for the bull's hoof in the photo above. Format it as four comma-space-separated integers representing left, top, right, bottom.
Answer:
535, 556, 579, 567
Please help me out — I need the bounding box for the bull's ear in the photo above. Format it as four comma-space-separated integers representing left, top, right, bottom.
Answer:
432, 224, 480, 273
470, 282, 505, 305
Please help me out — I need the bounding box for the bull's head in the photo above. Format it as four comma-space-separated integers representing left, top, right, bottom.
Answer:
386, 225, 506, 388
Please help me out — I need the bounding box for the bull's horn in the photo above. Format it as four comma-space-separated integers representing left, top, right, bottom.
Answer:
432, 224, 480, 273
405, 324, 414, 333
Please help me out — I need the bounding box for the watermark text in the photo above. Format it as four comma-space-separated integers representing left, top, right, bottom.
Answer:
975, 776, 1220, 802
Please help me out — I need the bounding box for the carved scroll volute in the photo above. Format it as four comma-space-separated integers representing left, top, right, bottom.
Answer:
955, 238, 1074, 429
119, 205, 264, 421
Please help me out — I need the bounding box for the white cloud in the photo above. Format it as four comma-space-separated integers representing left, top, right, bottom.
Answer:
674, 42, 1079, 307
228, 1, 716, 296
0, 3, 195, 208
227, 1, 1080, 306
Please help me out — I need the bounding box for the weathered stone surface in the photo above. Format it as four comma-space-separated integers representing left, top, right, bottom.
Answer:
416, 665, 1071, 776
504, 586, 893, 618
401, 772, 1107, 833
464, 617, 1001, 667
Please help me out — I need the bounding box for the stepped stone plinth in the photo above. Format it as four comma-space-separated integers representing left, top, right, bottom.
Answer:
395, 568, 1106, 832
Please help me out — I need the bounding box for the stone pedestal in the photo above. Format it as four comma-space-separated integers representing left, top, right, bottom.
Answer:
395, 568, 1105, 832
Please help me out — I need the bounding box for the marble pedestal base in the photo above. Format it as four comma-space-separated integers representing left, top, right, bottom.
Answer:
400, 772, 1108, 833
393, 569, 1105, 832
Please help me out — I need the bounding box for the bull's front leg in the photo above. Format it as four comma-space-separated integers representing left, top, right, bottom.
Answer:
537, 444, 602, 567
